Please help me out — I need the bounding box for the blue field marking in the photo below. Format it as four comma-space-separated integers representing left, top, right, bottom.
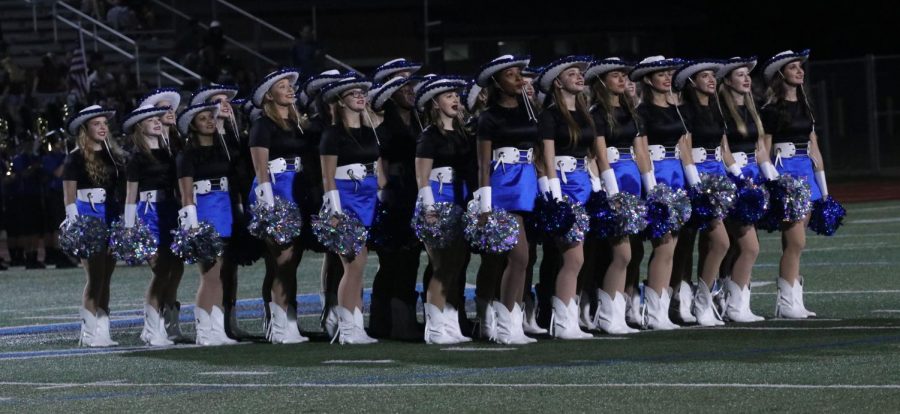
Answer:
0, 287, 479, 337
0, 346, 157, 360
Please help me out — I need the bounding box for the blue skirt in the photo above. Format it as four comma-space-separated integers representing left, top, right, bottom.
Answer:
248, 170, 297, 205
336, 175, 378, 227
430, 180, 469, 206
740, 156, 762, 184
558, 169, 591, 205
197, 191, 233, 237
776, 156, 822, 202
75, 200, 119, 225
696, 159, 727, 176
137, 199, 178, 247
611, 159, 642, 196
490, 162, 538, 213
652, 159, 686, 191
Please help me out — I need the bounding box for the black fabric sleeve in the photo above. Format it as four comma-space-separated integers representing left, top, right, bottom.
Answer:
537, 109, 557, 141
62, 151, 82, 181
175, 149, 195, 179
760, 105, 778, 134
318, 127, 341, 156
591, 109, 609, 138
248, 116, 273, 149
125, 153, 142, 182
415, 128, 436, 159
476, 111, 496, 142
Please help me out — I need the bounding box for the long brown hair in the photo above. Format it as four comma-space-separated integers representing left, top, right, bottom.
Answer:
130, 121, 168, 162
590, 74, 639, 135
424, 96, 467, 138
262, 99, 303, 131
550, 84, 596, 149
764, 68, 813, 132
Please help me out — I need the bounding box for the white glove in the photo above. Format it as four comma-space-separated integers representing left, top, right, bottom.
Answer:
684, 164, 701, 186
178, 205, 199, 230
600, 169, 619, 195
759, 161, 779, 181
590, 176, 603, 193
537, 176, 550, 200
377, 189, 385, 202
418, 186, 435, 211
727, 163, 744, 179
548, 177, 563, 201
814, 170, 829, 197
323, 190, 343, 214
65, 203, 79, 221
475, 186, 492, 213
254, 182, 275, 208
641, 171, 658, 191
123, 204, 137, 228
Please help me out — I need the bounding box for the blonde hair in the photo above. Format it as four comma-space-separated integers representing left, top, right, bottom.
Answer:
77, 123, 125, 186
719, 83, 765, 139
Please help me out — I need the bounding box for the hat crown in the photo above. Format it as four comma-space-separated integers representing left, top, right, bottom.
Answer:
80, 104, 102, 113
135, 104, 157, 112
639, 55, 667, 65
320, 69, 341, 76
492, 54, 515, 63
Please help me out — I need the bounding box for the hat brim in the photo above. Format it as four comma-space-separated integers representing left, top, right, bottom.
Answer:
464, 83, 483, 113
674, 62, 724, 90
476, 58, 530, 87
190, 88, 239, 106
537, 59, 591, 93
303, 75, 344, 97
139, 91, 181, 110
177, 103, 219, 136
252, 71, 300, 107
321, 80, 373, 103
369, 77, 410, 112
584, 62, 633, 81
717, 59, 757, 79
122, 107, 169, 133
763, 51, 810, 82
629, 60, 682, 81
416, 81, 467, 112
374, 64, 422, 83
67, 109, 116, 136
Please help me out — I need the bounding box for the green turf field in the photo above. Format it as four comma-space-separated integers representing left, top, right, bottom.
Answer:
1, 200, 899, 412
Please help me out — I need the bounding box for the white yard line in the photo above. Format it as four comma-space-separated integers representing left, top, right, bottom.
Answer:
321, 360, 396, 364
1, 381, 899, 390
197, 371, 273, 376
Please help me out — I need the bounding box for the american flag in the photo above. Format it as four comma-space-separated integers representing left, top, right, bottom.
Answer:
68, 48, 90, 103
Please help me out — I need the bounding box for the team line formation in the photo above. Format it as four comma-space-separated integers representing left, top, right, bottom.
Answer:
56, 49, 846, 347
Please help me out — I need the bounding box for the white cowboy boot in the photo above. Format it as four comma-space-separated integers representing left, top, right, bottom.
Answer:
194, 307, 220, 346
672, 281, 697, 323
268, 303, 308, 344
796, 276, 817, 317
646, 287, 679, 330
332, 306, 377, 345
692, 280, 725, 326
776, 277, 807, 319
443, 304, 472, 343
612, 291, 640, 333
578, 291, 597, 331
511, 303, 538, 343
210, 306, 239, 345
424, 303, 459, 345
595, 290, 638, 334
141, 304, 174, 346
625, 291, 644, 328
163, 302, 186, 342
550, 297, 592, 339
490, 301, 530, 345
522, 295, 548, 335
78, 308, 106, 347
95, 309, 119, 346
724, 279, 764, 322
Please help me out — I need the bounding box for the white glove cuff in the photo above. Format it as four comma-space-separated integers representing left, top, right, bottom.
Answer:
254, 182, 275, 207
684, 164, 701, 186
641, 172, 657, 190
814, 170, 829, 197
477, 186, 492, 213
123, 204, 137, 228
548, 177, 563, 201
601, 169, 619, 195
325, 190, 343, 214
418, 186, 435, 210
65, 203, 79, 219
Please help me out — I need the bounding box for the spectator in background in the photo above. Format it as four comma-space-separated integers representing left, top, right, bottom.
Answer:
289, 24, 322, 75
106, 0, 138, 30
33, 53, 66, 95
203, 21, 225, 57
